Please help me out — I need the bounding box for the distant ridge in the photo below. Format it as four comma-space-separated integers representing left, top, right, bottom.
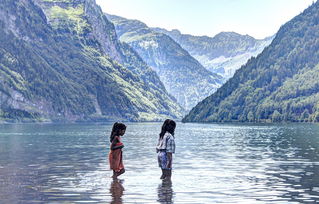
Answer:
107, 14, 223, 111
153, 28, 274, 80
183, 1, 319, 123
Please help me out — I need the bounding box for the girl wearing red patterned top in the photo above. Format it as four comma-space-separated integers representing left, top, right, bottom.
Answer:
109, 122, 126, 179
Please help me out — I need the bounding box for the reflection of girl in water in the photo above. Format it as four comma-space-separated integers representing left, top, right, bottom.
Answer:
157, 179, 173, 204
109, 122, 126, 179
110, 179, 124, 204
156, 119, 176, 180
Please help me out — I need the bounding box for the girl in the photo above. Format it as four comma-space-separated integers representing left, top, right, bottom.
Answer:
156, 119, 176, 180
109, 122, 126, 179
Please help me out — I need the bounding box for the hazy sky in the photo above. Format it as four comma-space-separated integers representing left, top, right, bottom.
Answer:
96, 0, 316, 39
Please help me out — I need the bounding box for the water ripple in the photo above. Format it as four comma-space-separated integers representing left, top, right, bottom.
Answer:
0, 123, 319, 203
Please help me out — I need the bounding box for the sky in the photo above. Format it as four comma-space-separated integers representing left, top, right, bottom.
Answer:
96, 0, 317, 39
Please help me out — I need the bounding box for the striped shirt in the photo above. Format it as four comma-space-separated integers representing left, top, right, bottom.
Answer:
156, 133, 175, 153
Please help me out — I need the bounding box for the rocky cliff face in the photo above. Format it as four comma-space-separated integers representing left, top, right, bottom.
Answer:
108, 14, 223, 111
153, 28, 274, 80
36, 0, 170, 103
0, 0, 183, 122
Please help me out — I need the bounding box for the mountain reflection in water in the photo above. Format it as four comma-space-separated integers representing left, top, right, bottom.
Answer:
0, 123, 319, 203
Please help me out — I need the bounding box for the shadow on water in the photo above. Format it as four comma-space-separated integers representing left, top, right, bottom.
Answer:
157, 179, 174, 204
110, 179, 125, 204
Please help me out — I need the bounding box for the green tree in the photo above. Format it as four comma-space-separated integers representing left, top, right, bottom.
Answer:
272, 110, 282, 122
301, 109, 310, 122
247, 111, 254, 122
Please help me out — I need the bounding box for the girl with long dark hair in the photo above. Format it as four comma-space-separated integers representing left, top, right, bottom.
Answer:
109, 122, 126, 179
156, 119, 176, 180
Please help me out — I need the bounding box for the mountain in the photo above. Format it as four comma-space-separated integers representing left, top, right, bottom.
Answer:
183, 1, 319, 123
0, 0, 183, 122
107, 14, 223, 111
153, 28, 274, 80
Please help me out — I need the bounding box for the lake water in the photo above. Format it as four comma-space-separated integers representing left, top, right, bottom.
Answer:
0, 122, 319, 203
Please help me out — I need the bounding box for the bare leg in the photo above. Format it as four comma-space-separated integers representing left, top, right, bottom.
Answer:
163, 169, 169, 180
117, 168, 125, 177
163, 169, 171, 180
112, 170, 118, 179
167, 170, 172, 179
160, 169, 165, 179
166, 153, 172, 180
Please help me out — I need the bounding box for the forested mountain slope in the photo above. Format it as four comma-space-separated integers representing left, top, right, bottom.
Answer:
183, 2, 319, 122
107, 14, 223, 111
0, 0, 183, 122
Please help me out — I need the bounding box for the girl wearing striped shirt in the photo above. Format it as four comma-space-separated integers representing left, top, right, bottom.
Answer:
156, 119, 176, 180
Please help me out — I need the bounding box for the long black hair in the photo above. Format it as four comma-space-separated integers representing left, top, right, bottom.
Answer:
110, 122, 126, 142
159, 119, 176, 139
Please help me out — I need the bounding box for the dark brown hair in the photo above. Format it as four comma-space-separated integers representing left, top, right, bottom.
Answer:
110, 122, 126, 142
159, 119, 176, 139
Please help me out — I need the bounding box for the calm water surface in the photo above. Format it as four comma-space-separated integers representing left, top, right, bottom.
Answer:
0, 122, 319, 203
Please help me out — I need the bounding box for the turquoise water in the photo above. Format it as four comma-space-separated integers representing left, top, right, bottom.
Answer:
0, 122, 319, 203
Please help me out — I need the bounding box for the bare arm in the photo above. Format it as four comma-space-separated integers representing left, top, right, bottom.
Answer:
110, 136, 118, 150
